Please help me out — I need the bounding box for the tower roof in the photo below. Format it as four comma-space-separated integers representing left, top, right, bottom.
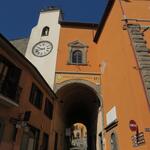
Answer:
40, 6, 61, 12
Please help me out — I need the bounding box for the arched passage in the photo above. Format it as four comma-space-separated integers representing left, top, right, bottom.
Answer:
54, 81, 101, 150
71, 122, 87, 149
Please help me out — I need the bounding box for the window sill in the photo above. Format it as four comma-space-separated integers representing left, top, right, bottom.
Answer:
44, 113, 52, 120
67, 62, 88, 66
105, 120, 118, 132
29, 101, 42, 110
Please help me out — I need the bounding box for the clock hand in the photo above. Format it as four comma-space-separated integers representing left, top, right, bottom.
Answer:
37, 46, 42, 49
36, 47, 46, 51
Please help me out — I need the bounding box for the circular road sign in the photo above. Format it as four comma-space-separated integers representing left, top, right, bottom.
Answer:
129, 120, 138, 132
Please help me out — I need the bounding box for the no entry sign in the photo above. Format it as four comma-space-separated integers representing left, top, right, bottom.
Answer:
129, 120, 138, 132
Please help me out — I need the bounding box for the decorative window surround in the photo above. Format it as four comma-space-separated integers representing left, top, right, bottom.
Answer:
67, 40, 88, 65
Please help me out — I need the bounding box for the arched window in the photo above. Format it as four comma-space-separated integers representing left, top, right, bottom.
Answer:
72, 50, 82, 64
41, 26, 49, 36
110, 133, 118, 150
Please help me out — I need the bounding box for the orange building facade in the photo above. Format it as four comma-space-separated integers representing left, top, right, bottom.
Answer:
0, 35, 56, 150
54, 0, 150, 150
0, 0, 150, 150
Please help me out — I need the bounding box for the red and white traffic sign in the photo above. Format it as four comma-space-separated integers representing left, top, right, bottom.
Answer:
129, 120, 138, 132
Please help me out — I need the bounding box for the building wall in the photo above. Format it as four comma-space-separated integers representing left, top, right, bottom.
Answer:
0, 47, 55, 150
95, 0, 150, 149
54, 1, 150, 150
55, 25, 102, 150
56, 26, 99, 73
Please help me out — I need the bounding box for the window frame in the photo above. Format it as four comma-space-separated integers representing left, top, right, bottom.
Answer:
0, 55, 22, 101
44, 98, 53, 120
41, 26, 49, 36
29, 83, 43, 109
0, 119, 5, 142
41, 132, 49, 150
72, 50, 83, 64
68, 41, 88, 65
110, 132, 119, 150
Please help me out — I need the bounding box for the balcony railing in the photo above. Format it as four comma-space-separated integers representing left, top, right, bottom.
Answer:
0, 77, 22, 106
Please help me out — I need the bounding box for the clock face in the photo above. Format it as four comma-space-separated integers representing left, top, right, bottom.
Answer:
32, 41, 53, 57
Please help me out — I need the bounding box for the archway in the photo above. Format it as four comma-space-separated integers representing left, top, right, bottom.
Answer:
55, 82, 101, 150
70, 122, 87, 149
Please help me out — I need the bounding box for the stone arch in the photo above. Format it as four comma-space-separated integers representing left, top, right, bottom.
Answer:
54, 79, 104, 150
54, 79, 102, 107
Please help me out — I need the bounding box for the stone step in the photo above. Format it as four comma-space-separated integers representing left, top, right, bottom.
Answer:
140, 64, 150, 69
128, 27, 140, 30
134, 43, 147, 47
131, 35, 144, 39
128, 24, 140, 28
132, 37, 144, 40
140, 61, 150, 65
138, 56, 150, 61
137, 55, 150, 59
137, 52, 150, 57
145, 82, 150, 89
147, 90, 150, 99
135, 46, 148, 49
135, 47, 149, 52
144, 76, 150, 82
131, 32, 143, 36
137, 53, 150, 57
133, 39, 147, 44
130, 30, 141, 34
141, 70, 150, 76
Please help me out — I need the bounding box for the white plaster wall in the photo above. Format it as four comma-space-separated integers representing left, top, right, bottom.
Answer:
25, 10, 61, 89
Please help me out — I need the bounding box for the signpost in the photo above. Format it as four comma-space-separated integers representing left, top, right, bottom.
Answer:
129, 120, 145, 147
131, 132, 145, 147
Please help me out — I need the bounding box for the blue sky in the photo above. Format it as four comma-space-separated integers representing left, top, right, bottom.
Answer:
0, 0, 108, 39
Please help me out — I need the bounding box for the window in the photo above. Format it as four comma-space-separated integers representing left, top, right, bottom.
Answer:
68, 40, 88, 65
0, 55, 21, 101
0, 119, 5, 142
44, 98, 53, 119
99, 133, 103, 150
41, 26, 49, 36
54, 132, 58, 150
20, 125, 40, 150
72, 50, 82, 64
29, 125, 40, 150
41, 133, 49, 150
110, 133, 118, 150
29, 83, 43, 109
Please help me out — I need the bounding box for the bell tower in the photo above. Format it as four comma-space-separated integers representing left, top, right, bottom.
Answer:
25, 7, 62, 89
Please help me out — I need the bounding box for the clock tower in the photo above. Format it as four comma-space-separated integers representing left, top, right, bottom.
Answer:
25, 7, 62, 89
